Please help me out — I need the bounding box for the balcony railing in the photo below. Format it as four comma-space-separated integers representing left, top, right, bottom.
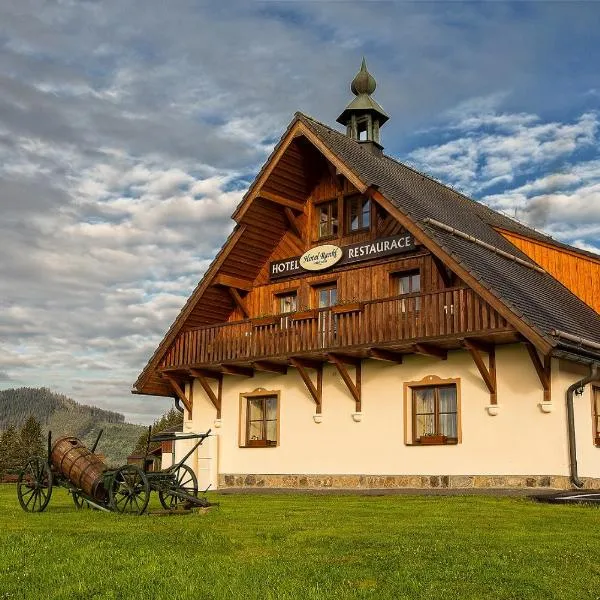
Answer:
161, 287, 511, 368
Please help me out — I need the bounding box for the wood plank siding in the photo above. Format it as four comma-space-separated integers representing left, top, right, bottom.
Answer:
158, 155, 514, 373
498, 229, 600, 314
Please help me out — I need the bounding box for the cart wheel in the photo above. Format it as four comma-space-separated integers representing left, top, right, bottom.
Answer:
158, 463, 198, 510
72, 491, 91, 509
17, 457, 53, 513
109, 465, 150, 515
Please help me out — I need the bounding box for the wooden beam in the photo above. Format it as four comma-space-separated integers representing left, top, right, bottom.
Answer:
221, 364, 254, 377
431, 254, 454, 287
524, 342, 551, 402
162, 375, 192, 415
328, 354, 361, 412
252, 361, 288, 375
327, 352, 361, 367
283, 207, 303, 241
288, 356, 324, 370
413, 343, 448, 360
463, 340, 497, 404
259, 190, 305, 211
326, 160, 344, 191
368, 348, 404, 364
463, 337, 494, 355
213, 274, 253, 291
296, 124, 367, 193
289, 358, 322, 413
227, 287, 249, 319
190, 369, 222, 418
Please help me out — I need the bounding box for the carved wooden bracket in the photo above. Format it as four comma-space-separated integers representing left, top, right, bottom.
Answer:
328, 353, 362, 412
252, 361, 288, 375
227, 287, 249, 319
524, 342, 551, 403
283, 207, 303, 245
463, 339, 497, 404
368, 347, 404, 364
289, 357, 322, 413
221, 364, 254, 377
260, 190, 305, 212
163, 374, 192, 419
189, 368, 223, 419
431, 254, 454, 288
413, 343, 448, 360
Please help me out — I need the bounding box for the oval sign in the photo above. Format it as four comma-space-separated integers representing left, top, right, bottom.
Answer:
299, 244, 343, 272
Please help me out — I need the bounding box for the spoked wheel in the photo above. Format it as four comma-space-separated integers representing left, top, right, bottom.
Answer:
158, 464, 198, 510
109, 465, 150, 515
72, 491, 91, 509
17, 457, 53, 513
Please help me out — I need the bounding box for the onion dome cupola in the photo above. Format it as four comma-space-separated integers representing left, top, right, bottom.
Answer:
337, 58, 389, 153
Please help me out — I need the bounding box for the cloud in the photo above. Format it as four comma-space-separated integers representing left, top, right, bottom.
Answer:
1, 2, 600, 423
407, 99, 598, 194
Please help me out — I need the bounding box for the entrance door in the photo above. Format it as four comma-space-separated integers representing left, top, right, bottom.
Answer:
316, 284, 337, 348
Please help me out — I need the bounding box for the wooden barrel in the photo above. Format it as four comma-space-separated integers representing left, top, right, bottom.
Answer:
50, 437, 108, 501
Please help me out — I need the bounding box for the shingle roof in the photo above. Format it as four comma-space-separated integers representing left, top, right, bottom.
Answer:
297, 112, 600, 358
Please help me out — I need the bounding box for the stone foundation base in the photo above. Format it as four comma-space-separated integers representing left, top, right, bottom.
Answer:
219, 473, 600, 490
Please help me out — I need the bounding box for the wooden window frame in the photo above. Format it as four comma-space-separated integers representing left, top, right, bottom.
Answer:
391, 269, 421, 296
239, 389, 281, 448
344, 194, 372, 234
593, 386, 600, 447
312, 281, 338, 309
403, 375, 461, 446
315, 197, 340, 241
275, 290, 298, 314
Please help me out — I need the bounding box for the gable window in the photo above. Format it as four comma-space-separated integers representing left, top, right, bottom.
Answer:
593, 387, 600, 446
317, 200, 338, 239
403, 376, 460, 446
345, 195, 371, 233
240, 392, 279, 448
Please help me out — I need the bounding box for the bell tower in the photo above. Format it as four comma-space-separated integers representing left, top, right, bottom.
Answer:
337, 58, 389, 154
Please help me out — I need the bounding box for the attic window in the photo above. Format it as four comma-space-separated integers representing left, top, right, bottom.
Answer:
345, 195, 371, 232
317, 199, 338, 239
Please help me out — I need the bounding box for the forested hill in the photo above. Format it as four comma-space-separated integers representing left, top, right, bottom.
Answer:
0, 387, 124, 429
0, 387, 145, 466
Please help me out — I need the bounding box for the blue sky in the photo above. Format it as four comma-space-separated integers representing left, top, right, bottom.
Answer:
0, 1, 599, 423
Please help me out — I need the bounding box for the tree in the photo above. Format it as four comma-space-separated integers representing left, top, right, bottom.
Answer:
20, 415, 44, 460
132, 407, 183, 455
0, 426, 24, 474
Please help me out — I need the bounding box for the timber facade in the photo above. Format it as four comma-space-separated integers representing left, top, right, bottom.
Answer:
134, 62, 600, 490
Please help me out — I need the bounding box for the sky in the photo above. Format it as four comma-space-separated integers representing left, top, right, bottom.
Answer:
1, 1, 599, 424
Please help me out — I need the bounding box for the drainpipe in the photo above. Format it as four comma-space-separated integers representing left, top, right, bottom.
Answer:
566, 364, 599, 488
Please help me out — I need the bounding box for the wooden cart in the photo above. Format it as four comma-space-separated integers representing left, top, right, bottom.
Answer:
16, 429, 212, 515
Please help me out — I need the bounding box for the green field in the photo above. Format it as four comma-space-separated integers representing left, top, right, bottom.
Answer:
0, 485, 599, 599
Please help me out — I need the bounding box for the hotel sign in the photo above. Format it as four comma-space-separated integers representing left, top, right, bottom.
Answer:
299, 244, 343, 271
269, 234, 416, 280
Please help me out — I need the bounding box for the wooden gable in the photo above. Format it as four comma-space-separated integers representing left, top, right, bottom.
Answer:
134, 117, 546, 398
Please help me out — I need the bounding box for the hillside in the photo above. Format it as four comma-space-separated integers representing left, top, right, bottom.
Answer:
0, 387, 145, 466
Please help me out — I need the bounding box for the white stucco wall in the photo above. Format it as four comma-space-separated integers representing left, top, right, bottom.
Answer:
185, 344, 600, 483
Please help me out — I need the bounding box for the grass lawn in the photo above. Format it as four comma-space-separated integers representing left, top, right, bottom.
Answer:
0, 485, 599, 599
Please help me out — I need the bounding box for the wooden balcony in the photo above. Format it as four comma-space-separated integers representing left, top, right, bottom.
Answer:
160, 287, 515, 371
